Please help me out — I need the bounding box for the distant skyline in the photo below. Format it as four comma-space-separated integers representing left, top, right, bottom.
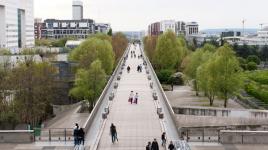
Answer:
34, 0, 268, 31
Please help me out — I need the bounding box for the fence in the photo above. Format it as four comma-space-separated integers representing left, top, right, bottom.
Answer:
34, 128, 74, 142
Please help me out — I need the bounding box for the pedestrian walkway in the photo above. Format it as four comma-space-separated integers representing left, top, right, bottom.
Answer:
96, 44, 165, 150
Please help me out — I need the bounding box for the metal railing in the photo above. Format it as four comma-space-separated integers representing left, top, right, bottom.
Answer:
34, 128, 74, 142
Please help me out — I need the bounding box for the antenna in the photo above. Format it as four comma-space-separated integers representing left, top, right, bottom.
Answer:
242, 19, 246, 37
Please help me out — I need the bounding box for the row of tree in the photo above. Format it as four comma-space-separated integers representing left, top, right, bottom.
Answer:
68, 32, 128, 111
0, 57, 56, 128
185, 44, 242, 107
144, 30, 243, 107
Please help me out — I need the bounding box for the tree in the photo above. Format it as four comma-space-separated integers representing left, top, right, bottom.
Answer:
260, 45, 268, 61
90, 33, 112, 43
112, 32, 128, 63
107, 28, 113, 36
9, 62, 56, 127
143, 36, 158, 61
69, 37, 115, 74
247, 62, 257, 71
184, 46, 214, 95
197, 58, 218, 106
247, 55, 261, 65
153, 30, 183, 70
213, 44, 242, 107
70, 60, 106, 111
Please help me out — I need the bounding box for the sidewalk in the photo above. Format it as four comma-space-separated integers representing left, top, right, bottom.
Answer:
97, 45, 164, 150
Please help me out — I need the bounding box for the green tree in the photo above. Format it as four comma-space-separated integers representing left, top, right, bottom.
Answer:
197, 58, 218, 106
153, 30, 182, 70
10, 62, 56, 127
247, 61, 257, 70
90, 33, 112, 43
107, 28, 113, 36
70, 60, 106, 111
247, 55, 261, 65
213, 44, 242, 107
69, 37, 115, 74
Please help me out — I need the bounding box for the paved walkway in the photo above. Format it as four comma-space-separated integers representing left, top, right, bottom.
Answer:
97, 44, 164, 150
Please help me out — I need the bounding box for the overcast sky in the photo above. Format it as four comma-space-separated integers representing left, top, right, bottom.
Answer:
34, 0, 268, 31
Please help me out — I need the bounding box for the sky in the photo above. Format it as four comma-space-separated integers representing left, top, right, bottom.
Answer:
34, 0, 268, 31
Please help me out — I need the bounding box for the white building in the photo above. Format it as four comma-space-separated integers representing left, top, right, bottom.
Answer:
95, 23, 111, 34
175, 21, 186, 36
186, 22, 199, 36
72, 0, 83, 20
160, 20, 176, 34
0, 0, 34, 52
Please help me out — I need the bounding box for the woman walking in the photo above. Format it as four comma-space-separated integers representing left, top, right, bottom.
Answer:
129, 91, 134, 104
134, 93, 139, 104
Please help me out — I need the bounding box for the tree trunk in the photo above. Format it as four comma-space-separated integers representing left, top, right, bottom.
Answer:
224, 97, 228, 108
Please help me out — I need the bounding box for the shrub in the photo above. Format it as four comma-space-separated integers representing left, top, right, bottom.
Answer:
156, 69, 174, 84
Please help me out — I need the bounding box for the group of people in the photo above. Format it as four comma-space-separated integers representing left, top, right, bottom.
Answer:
73, 123, 85, 146
137, 64, 143, 72
130, 51, 136, 58
128, 91, 139, 104
110, 123, 118, 144
146, 132, 175, 150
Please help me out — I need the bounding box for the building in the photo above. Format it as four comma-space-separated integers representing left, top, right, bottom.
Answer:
34, 18, 42, 39
121, 31, 145, 41
160, 20, 176, 34
223, 27, 268, 46
175, 21, 186, 36
95, 23, 111, 34
41, 19, 95, 39
0, 0, 34, 52
72, 0, 83, 20
186, 22, 199, 36
148, 22, 160, 36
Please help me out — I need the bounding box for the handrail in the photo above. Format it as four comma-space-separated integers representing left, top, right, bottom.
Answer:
141, 44, 178, 129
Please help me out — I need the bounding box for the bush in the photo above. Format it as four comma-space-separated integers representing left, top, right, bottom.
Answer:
156, 69, 174, 84
247, 55, 261, 65
245, 83, 268, 104
247, 70, 268, 84
247, 62, 257, 71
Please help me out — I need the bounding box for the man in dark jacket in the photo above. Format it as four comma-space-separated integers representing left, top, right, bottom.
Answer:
151, 139, 159, 150
78, 128, 85, 145
168, 141, 175, 150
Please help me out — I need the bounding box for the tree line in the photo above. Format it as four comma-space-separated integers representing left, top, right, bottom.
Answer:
143, 30, 242, 107
69, 32, 128, 112
0, 32, 128, 129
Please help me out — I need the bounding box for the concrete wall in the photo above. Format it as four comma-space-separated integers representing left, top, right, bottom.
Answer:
220, 130, 268, 144
175, 114, 268, 128
0, 130, 34, 143
173, 106, 268, 119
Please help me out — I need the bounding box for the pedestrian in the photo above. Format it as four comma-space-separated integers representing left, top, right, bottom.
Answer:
161, 132, 167, 146
73, 123, 79, 146
129, 91, 134, 104
151, 139, 159, 150
110, 123, 118, 143
139, 65, 142, 72
127, 66, 131, 73
168, 141, 175, 150
134, 93, 138, 104
146, 141, 151, 150
137, 65, 140, 72
78, 128, 85, 145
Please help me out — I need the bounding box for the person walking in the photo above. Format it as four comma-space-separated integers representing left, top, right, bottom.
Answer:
151, 139, 159, 150
73, 123, 79, 146
146, 142, 151, 150
134, 93, 139, 104
127, 66, 131, 73
168, 141, 175, 150
129, 91, 134, 104
110, 123, 118, 143
161, 132, 167, 146
78, 128, 85, 145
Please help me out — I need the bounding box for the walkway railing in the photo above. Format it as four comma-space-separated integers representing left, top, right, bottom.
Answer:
34, 128, 74, 142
